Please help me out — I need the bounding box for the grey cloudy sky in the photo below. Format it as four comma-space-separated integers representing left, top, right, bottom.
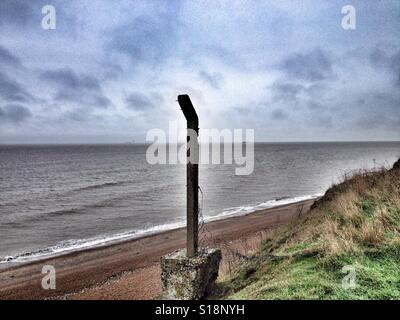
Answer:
0, 0, 399, 143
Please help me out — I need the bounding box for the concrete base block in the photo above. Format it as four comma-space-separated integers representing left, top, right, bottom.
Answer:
160, 248, 222, 300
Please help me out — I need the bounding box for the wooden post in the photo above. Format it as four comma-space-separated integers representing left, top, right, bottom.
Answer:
177, 94, 199, 257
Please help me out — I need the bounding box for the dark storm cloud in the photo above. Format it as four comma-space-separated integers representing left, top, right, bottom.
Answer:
91, 95, 112, 109
280, 48, 333, 82
198, 71, 223, 89
267, 79, 338, 129
369, 48, 400, 87
369, 48, 388, 68
40, 69, 101, 91
54, 91, 112, 109
356, 93, 400, 129
40, 68, 112, 108
0, 0, 78, 34
391, 52, 400, 87
109, 13, 177, 66
308, 102, 324, 110
125, 93, 153, 110
103, 63, 124, 81
125, 92, 164, 111
0, 45, 21, 67
368, 47, 400, 69
0, 0, 36, 27
61, 109, 92, 122
311, 114, 333, 128
270, 81, 305, 102
0, 104, 32, 123
270, 109, 287, 120
0, 71, 35, 102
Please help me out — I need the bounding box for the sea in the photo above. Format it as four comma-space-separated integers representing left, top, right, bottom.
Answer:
0, 142, 399, 266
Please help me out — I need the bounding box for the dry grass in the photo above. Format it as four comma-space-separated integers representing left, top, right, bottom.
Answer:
217, 230, 271, 281
218, 160, 400, 299
267, 165, 400, 260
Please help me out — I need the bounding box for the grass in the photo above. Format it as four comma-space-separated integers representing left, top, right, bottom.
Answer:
216, 160, 400, 300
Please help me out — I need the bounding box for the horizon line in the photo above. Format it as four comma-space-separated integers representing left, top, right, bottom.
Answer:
1, 140, 400, 146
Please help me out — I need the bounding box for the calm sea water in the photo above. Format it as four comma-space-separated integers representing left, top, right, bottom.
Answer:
0, 142, 399, 264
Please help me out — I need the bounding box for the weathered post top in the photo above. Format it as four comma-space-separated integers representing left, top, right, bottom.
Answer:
178, 94, 199, 131
177, 94, 199, 257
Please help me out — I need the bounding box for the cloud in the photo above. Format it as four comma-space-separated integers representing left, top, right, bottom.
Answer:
270, 109, 287, 120
91, 95, 112, 109
40, 69, 101, 91
0, 1, 399, 142
270, 81, 305, 102
0, 0, 77, 33
125, 92, 164, 111
369, 48, 388, 68
390, 52, 400, 87
54, 91, 112, 109
103, 63, 123, 81
0, 71, 35, 102
369, 47, 400, 87
125, 93, 153, 110
60, 109, 92, 123
198, 71, 223, 89
355, 92, 400, 129
40, 68, 112, 108
0, 0, 36, 27
280, 48, 333, 81
0, 104, 32, 123
0, 45, 21, 67
109, 12, 178, 67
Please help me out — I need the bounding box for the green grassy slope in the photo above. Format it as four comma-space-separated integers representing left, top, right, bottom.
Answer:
218, 160, 400, 300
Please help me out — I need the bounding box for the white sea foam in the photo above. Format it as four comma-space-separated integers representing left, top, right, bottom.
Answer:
0, 194, 322, 265
204, 193, 323, 222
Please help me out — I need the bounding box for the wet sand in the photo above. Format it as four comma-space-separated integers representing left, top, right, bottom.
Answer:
0, 198, 316, 300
